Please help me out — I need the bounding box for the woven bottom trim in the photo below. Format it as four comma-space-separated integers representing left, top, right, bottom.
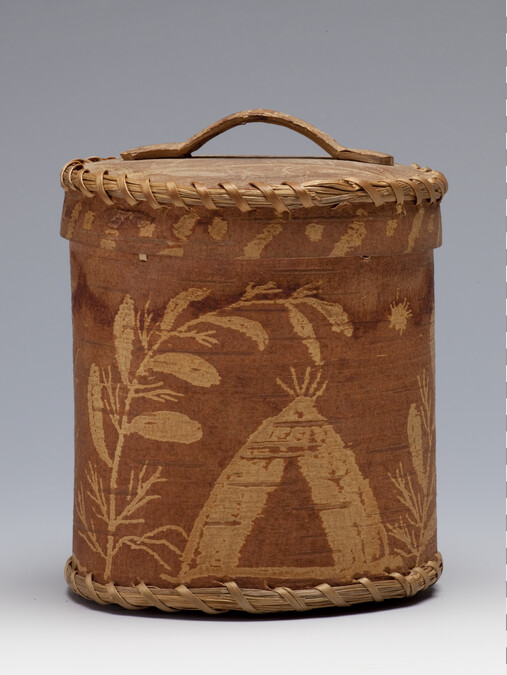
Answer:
64, 553, 442, 614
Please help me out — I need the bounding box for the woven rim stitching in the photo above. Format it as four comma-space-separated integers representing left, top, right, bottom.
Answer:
60, 157, 447, 212
65, 552, 443, 614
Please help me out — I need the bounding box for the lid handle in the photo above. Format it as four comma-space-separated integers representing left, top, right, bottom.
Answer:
121, 109, 393, 165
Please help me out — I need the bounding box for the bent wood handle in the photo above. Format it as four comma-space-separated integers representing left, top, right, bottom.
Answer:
121, 109, 394, 165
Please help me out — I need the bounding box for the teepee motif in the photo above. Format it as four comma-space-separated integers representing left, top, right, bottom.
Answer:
179, 368, 389, 581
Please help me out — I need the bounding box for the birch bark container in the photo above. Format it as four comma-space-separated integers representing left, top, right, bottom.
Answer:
60, 110, 447, 613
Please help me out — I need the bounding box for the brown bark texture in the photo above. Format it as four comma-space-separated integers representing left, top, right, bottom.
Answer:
61, 193, 440, 590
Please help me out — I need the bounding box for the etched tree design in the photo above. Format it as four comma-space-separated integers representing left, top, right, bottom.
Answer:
76, 281, 352, 581
386, 369, 437, 565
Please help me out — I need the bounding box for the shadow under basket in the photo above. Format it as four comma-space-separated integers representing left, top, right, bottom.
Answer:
60, 110, 447, 614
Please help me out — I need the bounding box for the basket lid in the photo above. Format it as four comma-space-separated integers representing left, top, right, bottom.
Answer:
60, 109, 447, 213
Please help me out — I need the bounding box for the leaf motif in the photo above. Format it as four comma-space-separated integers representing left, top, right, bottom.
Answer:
87, 365, 112, 467
242, 281, 282, 300
113, 295, 135, 384
208, 217, 228, 241
330, 221, 366, 257
149, 352, 220, 387
291, 281, 322, 299
129, 411, 203, 444
407, 403, 425, 493
173, 212, 199, 241
422, 510, 437, 549
160, 288, 210, 333
406, 206, 425, 253
297, 297, 353, 337
201, 315, 268, 350
241, 221, 283, 259
286, 303, 322, 365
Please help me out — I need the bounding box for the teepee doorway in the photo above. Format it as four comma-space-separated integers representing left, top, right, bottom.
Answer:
180, 369, 389, 581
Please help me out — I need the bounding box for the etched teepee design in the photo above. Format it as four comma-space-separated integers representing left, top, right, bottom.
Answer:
179, 368, 389, 581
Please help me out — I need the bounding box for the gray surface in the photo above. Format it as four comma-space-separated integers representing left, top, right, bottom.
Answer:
0, 1, 503, 672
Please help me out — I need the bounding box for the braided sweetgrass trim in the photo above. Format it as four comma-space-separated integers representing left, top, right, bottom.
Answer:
65, 552, 442, 614
60, 158, 447, 213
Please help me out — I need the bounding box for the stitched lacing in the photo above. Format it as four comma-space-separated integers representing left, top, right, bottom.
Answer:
61, 157, 447, 212
65, 552, 443, 614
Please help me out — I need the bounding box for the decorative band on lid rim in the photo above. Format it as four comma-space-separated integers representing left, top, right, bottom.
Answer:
60, 157, 447, 213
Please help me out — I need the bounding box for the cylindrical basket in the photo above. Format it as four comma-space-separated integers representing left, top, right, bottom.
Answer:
60, 110, 446, 614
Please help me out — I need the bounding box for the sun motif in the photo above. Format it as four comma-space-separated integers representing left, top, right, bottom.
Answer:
388, 297, 412, 335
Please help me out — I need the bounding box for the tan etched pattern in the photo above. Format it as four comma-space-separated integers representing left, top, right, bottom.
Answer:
138, 219, 156, 237
78, 281, 355, 582
173, 212, 199, 241
61, 190, 443, 260
159, 245, 184, 257
78, 288, 275, 581
330, 221, 366, 257
180, 369, 390, 581
406, 206, 425, 252
99, 238, 116, 250
387, 370, 436, 565
66, 202, 83, 239
241, 220, 284, 259
387, 297, 413, 335
208, 217, 228, 240
386, 219, 398, 237
305, 222, 324, 242
82, 210, 95, 231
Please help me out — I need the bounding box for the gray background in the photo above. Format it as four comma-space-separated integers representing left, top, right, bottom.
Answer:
0, 1, 503, 672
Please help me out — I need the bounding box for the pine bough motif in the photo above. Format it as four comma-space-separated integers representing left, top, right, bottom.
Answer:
387, 369, 437, 565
